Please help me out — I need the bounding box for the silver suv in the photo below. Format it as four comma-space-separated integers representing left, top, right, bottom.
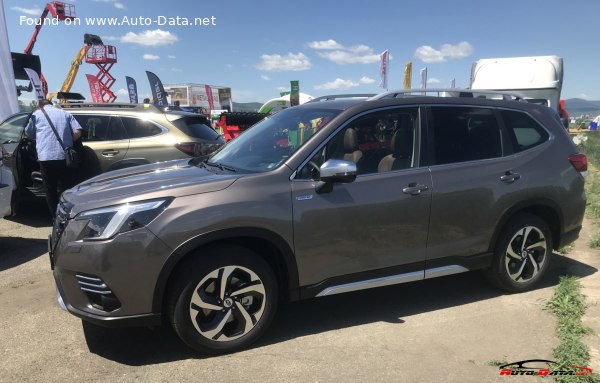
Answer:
49, 90, 587, 354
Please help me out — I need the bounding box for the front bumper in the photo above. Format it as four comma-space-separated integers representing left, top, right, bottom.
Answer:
50, 212, 173, 327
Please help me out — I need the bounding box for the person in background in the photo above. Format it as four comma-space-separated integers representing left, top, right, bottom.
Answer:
26, 99, 83, 217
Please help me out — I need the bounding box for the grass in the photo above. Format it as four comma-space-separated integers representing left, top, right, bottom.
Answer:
545, 276, 599, 382
580, 133, 600, 248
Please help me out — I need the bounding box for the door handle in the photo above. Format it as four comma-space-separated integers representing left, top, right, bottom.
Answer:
101, 150, 120, 157
402, 183, 429, 196
500, 171, 521, 183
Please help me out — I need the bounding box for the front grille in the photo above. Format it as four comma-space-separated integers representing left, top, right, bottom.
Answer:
75, 274, 121, 312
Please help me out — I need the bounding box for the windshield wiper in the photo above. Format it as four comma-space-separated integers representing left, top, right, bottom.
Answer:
205, 161, 236, 172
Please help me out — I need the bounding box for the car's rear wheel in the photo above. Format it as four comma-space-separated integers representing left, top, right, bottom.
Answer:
485, 213, 552, 292
168, 245, 278, 354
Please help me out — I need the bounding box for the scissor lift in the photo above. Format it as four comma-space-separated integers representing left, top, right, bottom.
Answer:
85, 45, 118, 103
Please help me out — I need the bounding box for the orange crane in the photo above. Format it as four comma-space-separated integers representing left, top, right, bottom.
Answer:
47, 34, 104, 103
24, 1, 76, 97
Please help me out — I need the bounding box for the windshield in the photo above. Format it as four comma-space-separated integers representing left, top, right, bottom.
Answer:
208, 107, 341, 172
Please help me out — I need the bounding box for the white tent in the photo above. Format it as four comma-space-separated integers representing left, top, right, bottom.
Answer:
0, 0, 19, 121
258, 93, 314, 113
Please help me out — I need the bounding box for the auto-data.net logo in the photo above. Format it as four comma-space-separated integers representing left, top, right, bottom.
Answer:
498, 359, 593, 377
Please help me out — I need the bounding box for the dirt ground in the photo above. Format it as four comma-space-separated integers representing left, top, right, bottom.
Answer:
1, 201, 598, 383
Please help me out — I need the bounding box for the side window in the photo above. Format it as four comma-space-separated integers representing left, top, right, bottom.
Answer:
74, 115, 127, 142
0, 114, 29, 143
501, 110, 549, 153
121, 117, 163, 139
430, 106, 502, 165
297, 107, 418, 179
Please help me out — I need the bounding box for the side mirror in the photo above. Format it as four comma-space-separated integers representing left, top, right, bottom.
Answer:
316, 159, 357, 193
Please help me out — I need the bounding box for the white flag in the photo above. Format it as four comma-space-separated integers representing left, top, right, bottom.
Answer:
24, 68, 45, 101
420, 67, 428, 90
379, 50, 389, 89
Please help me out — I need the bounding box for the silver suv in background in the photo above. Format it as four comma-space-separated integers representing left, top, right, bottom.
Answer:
0, 103, 224, 211
49, 90, 587, 354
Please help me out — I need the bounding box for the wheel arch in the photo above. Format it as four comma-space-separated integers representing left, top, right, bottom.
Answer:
153, 227, 300, 313
489, 199, 563, 253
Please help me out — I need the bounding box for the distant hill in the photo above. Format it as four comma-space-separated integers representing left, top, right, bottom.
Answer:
232, 102, 263, 112
565, 98, 600, 118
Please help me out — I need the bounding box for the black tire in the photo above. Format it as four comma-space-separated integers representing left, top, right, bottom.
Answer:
168, 245, 278, 355
485, 213, 552, 292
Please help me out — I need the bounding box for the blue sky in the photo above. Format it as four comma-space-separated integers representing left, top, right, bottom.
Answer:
4, 0, 600, 104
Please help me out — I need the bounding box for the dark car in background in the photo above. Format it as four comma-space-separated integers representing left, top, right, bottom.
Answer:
0, 103, 224, 212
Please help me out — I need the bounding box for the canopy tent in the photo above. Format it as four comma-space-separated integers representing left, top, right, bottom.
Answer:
258, 92, 314, 114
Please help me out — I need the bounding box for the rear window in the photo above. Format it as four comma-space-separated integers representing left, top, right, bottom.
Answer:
120, 117, 163, 138
171, 116, 221, 141
501, 110, 549, 153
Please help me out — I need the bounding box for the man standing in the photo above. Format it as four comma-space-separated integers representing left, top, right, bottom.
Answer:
26, 99, 83, 216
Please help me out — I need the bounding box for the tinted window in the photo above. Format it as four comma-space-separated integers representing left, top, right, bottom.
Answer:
74, 115, 127, 141
501, 110, 549, 152
0, 114, 29, 144
430, 106, 502, 165
171, 116, 221, 141
298, 107, 418, 179
121, 117, 163, 138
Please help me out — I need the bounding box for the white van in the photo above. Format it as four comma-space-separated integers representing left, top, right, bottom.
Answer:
470, 56, 563, 110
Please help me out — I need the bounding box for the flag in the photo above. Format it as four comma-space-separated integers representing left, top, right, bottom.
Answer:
205, 85, 215, 112
0, 0, 18, 120
290, 80, 300, 106
146, 71, 168, 107
86, 74, 103, 103
379, 50, 389, 89
125, 76, 138, 103
24, 68, 44, 100
420, 67, 428, 91
403, 62, 412, 89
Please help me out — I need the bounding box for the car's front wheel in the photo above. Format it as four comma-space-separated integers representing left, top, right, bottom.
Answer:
486, 213, 552, 292
168, 245, 278, 354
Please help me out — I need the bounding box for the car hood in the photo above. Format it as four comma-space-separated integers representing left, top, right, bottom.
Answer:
63, 159, 239, 215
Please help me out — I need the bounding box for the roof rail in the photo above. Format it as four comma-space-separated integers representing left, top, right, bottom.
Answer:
60, 102, 162, 112
369, 88, 525, 102
307, 93, 376, 103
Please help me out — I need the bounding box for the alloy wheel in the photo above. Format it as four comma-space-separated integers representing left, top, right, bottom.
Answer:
504, 226, 547, 283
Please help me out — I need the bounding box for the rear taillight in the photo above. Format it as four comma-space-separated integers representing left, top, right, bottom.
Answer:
568, 153, 587, 172
176, 142, 201, 156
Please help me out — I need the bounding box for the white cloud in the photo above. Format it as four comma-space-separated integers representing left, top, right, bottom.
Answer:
578, 93, 589, 99
171, 67, 182, 72
427, 78, 441, 84
315, 78, 360, 90
359, 76, 375, 84
168, 55, 177, 59
93, 0, 127, 9
226, 64, 234, 69
276, 86, 287, 92
261, 75, 271, 81
121, 29, 178, 46
143, 54, 160, 61
308, 40, 381, 65
414, 41, 473, 63
11, 6, 42, 16
116, 88, 128, 96
307, 39, 344, 50
256, 53, 311, 72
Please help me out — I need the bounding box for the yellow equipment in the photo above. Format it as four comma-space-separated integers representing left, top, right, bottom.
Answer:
48, 33, 103, 103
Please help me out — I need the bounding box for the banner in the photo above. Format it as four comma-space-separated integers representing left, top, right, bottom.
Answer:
290, 80, 299, 106
125, 76, 138, 103
379, 50, 389, 89
420, 67, 428, 91
218, 88, 233, 112
24, 68, 44, 100
0, 0, 18, 120
450, 78, 456, 88
146, 71, 168, 107
86, 74, 103, 102
205, 85, 215, 112
404, 62, 412, 89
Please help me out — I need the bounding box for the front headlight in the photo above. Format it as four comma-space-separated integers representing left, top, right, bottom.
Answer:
75, 198, 172, 241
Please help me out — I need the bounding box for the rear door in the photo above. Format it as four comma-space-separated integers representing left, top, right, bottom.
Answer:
74, 114, 129, 174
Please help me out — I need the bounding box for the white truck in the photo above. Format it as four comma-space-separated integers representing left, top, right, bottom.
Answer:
470, 55, 563, 110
